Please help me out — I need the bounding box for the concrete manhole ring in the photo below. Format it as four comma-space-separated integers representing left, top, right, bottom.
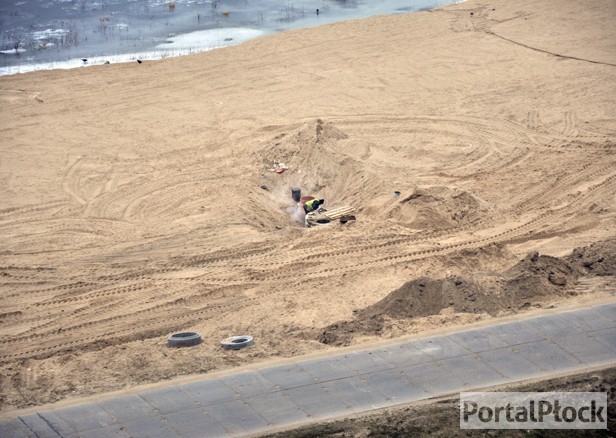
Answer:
168, 332, 202, 348
221, 335, 254, 350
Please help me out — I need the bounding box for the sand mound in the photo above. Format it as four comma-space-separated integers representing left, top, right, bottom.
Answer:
566, 238, 616, 276
215, 119, 367, 231
502, 251, 581, 301
255, 119, 383, 212
362, 277, 497, 319
318, 239, 614, 346
318, 275, 502, 346
259, 119, 348, 166
384, 186, 490, 229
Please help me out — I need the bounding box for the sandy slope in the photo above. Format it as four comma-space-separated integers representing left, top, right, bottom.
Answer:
0, 0, 615, 412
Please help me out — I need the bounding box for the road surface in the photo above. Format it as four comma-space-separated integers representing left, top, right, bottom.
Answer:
1, 302, 615, 437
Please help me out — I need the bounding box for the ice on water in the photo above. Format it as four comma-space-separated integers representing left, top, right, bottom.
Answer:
0, 0, 461, 76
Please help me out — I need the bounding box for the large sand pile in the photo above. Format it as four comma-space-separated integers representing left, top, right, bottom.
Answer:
0, 0, 615, 412
318, 240, 615, 346
255, 118, 382, 218
384, 186, 491, 229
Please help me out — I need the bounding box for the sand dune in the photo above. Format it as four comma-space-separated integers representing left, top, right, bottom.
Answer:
0, 0, 615, 412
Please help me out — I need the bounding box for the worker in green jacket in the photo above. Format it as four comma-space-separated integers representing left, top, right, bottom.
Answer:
303, 198, 324, 227
304, 198, 324, 214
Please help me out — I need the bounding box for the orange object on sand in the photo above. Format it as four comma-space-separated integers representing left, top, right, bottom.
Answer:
275, 167, 285, 173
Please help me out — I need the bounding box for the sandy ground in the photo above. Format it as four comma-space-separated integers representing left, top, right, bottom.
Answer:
0, 0, 615, 412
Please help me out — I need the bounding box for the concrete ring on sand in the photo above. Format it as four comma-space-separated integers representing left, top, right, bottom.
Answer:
221, 335, 254, 350
168, 332, 202, 348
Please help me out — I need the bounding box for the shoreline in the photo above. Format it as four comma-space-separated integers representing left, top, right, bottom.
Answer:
0, 0, 464, 77
0, 27, 267, 77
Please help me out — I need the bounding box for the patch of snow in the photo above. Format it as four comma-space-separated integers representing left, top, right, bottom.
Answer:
32, 28, 70, 40
156, 27, 265, 51
0, 48, 27, 55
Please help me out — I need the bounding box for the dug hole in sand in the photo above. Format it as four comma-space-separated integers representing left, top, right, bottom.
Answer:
257, 119, 359, 226
0, 0, 615, 414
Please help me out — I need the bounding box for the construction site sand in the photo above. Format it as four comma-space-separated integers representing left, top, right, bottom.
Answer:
0, 0, 615, 412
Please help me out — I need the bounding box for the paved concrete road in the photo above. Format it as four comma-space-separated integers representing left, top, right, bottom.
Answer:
2, 303, 615, 437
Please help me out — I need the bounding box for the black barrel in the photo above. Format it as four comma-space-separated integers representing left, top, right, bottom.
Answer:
291, 188, 301, 202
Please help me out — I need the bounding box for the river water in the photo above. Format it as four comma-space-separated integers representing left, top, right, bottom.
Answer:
1, 0, 461, 75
